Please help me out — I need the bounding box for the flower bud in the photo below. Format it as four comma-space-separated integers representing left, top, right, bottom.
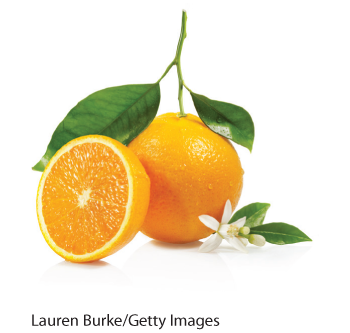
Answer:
239, 226, 250, 235
249, 234, 266, 247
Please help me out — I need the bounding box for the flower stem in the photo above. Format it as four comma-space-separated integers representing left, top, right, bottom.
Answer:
174, 10, 187, 118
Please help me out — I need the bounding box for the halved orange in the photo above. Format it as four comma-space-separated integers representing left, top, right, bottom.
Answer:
36, 135, 150, 262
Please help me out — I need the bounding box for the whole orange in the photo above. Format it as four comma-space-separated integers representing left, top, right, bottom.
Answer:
128, 113, 244, 243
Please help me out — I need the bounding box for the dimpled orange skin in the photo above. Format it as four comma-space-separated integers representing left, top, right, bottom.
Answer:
128, 113, 244, 244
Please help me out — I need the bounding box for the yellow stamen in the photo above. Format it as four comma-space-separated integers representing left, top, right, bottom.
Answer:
227, 224, 239, 238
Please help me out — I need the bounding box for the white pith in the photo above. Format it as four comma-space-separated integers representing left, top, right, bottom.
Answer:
78, 188, 92, 208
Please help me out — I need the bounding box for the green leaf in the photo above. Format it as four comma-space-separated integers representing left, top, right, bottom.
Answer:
250, 223, 312, 245
32, 83, 161, 172
229, 203, 270, 228
190, 92, 254, 151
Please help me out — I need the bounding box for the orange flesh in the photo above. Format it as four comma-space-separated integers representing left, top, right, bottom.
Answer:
42, 142, 129, 255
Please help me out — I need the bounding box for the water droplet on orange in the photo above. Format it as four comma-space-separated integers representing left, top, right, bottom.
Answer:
208, 184, 213, 189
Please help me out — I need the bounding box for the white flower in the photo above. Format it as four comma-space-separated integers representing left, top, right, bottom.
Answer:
198, 200, 248, 253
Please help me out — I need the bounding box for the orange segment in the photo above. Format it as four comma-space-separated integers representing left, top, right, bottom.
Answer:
37, 135, 150, 262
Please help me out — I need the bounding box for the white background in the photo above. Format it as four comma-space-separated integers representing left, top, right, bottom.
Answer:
1, 0, 349, 332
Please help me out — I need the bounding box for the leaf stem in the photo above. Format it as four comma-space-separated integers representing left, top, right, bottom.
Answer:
157, 60, 175, 83
183, 81, 192, 93
174, 10, 187, 118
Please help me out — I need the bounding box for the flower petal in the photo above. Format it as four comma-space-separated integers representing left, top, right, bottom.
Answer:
199, 234, 222, 253
221, 200, 232, 224
198, 215, 220, 231
217, 223, 230, 236
239, 237, 248, 246
226, 236, 248, 253
232, 216, 246, 229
